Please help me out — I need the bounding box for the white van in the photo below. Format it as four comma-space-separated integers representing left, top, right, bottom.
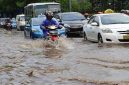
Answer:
16, 14, 25, 31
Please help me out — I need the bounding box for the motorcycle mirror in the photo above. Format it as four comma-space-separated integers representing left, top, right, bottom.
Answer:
59, 22, 64, 26
87, 17, 90, 20
57, 19, 61, 22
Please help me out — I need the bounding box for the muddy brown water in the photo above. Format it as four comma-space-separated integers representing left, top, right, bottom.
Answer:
0, 29, 129, 85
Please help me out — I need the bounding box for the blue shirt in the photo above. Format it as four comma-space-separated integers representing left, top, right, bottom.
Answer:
41, 18, 59, 27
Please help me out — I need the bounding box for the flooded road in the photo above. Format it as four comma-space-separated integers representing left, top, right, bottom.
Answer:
0, 29, 129, 85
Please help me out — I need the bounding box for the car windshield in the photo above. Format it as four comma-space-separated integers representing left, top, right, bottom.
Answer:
101, 14, 129, 25
61, 13, 85, 21
35, 5, 47, 17
20, 16, 25, 21
11, 20, 16, 23
32, 18, 45, 26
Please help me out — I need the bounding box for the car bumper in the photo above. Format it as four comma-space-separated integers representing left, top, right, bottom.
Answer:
102, 33, 129, 43
67, 27, 83, 33
12, 26, 16, 29
58, 29, 66, 36
32, 32, 43, 38
20, 26, 25, 30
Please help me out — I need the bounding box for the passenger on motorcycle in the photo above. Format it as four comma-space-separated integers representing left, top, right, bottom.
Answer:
5, 18, 12, 31
40, 11, 60, 38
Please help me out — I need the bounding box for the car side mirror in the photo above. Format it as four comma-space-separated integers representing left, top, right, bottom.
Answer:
25, 24, 31, 28
87, 17, 90, 20
91, 22, 98, 26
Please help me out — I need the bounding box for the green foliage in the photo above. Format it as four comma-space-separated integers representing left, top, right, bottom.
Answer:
16, 1, 25, 8
59, 0, 69, 12
125, 2, 129, 9
79, 0, 92, 12
71, 0, 79, 11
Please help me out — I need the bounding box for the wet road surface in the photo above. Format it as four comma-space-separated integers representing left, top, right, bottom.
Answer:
0, 29, 129, 85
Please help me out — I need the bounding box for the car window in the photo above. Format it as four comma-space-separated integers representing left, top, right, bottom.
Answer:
20, 16, 25, 21
87, 16, 94, 24
93, 16, 99, 25
101, 14, 129, 25
61, 13, 85, 21
32, 18, 44, 26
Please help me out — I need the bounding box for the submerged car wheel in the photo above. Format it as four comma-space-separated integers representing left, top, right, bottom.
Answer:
79, 31, 83, 37
98, 34, 103, 44
24, 31, 27, 37
24, 30, 30, 39
17, 28, 20, 31
66, 32, 70, 38
83, 32, 87, 41
30, 32, 34, 39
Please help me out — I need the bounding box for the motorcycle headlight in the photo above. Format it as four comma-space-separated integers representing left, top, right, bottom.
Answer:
102, 28, 112, 33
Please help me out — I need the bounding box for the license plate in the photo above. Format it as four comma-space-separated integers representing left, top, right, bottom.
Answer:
49, 31, 58, 34
123, 35, 129, 39
50, 30, 57, 33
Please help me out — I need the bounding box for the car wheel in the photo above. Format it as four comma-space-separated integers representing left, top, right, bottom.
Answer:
30, 32, 34, 39
20, 28, 22, 31
24, 30, 30, 39
17, 26, 20, 31
98, 34, 103, 47
83, 32, 87, 41
24, 30, 27, 38
66, 32, 70, 38
79, 31, 83, 37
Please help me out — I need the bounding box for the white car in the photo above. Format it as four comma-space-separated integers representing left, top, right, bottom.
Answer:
83, 13, 129, 43
16, 14, 25, 31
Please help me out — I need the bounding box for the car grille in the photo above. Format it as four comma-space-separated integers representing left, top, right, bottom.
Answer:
117, 31, 129, 34
70, 24, 83, 28
118, 39, 129, 42
70, 27, 83, 32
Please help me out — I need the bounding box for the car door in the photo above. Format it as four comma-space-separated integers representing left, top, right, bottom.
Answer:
90, 16, 100, 41
86, 16, 95, 40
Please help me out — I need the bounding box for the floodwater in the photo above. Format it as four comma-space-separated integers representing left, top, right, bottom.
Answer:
0, 29, 129, 85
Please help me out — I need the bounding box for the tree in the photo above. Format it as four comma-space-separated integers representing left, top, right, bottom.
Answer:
71, 0, 79, 11
78, 0, 92, 12
0, 0, 129, 17
56, 0, 69, 12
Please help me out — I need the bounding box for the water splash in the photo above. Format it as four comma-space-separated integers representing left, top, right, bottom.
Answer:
58, 37, 75, 50
20, 37, 75, 51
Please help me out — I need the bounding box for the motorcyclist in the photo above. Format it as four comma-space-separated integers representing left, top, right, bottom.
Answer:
5, 18, 12, 31
40, 11, 60, 38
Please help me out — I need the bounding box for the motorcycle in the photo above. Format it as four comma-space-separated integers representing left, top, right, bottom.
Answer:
6, 23, 12, 31
5, 19, 12, 31
47, 25, 59, 41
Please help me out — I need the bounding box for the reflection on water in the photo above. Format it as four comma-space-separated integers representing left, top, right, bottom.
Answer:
97, 43, 129, 48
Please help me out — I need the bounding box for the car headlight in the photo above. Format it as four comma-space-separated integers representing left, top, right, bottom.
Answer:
32, 29, 39, 32
64, 24, 70, 28
102, 28, 112, 33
